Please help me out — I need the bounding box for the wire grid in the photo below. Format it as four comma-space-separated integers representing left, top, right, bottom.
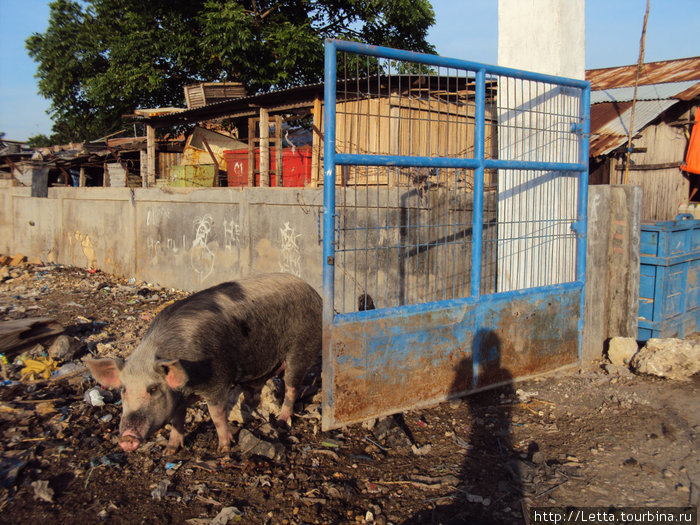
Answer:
332, 52, 583, 314
492, 76, 582, 292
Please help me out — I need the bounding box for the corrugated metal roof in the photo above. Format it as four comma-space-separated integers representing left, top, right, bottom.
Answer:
589, 99, 677, 156
590, 80, 700, 104
587, 56, 700, 89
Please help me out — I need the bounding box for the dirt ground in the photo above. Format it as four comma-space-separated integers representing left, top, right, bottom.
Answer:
0, 259, 698, 525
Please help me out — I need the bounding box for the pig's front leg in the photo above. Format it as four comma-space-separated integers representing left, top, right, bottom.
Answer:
165, 401, 187, 455
206, 400, 233, 453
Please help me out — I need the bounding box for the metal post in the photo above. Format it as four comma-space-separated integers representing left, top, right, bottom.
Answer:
471, 68, 486, 299
323, 39, 337, 326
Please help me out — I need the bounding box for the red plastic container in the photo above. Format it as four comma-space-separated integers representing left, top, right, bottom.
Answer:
224, 146, 311, 187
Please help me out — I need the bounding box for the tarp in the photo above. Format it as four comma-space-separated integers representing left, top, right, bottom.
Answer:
681, 109, 700, 175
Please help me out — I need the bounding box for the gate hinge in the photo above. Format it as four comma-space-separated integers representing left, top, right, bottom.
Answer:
570, 121, 587, 136
570, 220, 586, 236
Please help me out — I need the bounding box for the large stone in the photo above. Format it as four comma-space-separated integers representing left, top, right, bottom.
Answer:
607, 337, 639, 366
48, 335, 83, 362
630, 338, 700, 380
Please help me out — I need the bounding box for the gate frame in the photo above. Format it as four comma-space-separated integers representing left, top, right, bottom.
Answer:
322, 39, 590, 430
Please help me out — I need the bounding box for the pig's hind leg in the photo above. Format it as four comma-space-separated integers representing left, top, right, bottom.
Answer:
277, 358, 309, 425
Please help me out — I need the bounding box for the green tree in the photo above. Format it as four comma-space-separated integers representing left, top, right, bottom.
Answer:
27, 0, 435, 144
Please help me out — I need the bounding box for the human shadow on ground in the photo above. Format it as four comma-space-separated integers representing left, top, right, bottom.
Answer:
404, 329, 526, 525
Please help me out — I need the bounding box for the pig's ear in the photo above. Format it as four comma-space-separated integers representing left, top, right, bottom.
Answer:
154, 359, 188, 389
85, 358, 124, 389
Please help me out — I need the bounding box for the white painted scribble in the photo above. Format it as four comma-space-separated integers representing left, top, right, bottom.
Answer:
279, 222, 302, 276
146, 206, 171, 226
191, 215, 215, 283
224, 219, 241, 251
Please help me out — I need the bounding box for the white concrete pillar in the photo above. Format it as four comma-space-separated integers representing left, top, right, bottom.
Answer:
496, 0, 585, 292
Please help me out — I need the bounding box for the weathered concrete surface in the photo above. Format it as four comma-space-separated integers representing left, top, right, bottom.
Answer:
630, 338, 700, 380
583, 185, 642, 365
0, 186, 324, 293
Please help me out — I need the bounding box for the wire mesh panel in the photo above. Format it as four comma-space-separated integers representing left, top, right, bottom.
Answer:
327, 62, 494, 314
322, 40, 590, 430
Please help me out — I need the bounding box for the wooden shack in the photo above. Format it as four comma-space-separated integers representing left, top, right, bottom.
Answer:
587, 57, 700, 221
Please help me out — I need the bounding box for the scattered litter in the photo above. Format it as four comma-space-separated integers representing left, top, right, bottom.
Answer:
84, 387, 113, 407
515, 389, 539, 402
20, 357, 58, 381
99, 413, 113, 423
210, 506, 243, 525
0, 454, 28, 488
30, 479, 55, 503
237, 429, 284, 460
364, 436, 388, 453
151, 478, 172, 501
448, 431, 472, 450
411, 444, 432, 456
321, 439, 340, 449
165, 461, 183, 475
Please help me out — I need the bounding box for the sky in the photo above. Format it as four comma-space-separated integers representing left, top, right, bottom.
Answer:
1, 0, 699, 142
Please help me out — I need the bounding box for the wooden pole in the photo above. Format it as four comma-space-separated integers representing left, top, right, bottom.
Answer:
624, 0, 650, 185
248, 117, 255, 186
146, 124, 156, 187
275, 114, 283, 187
260, 108, 270, 187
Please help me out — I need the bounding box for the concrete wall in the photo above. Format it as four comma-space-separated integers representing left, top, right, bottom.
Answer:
1, 187, 325, 293
583, 185, 642, 364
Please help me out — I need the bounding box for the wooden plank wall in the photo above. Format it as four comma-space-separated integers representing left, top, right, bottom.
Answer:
605, 110, 691, 221
317, 95, 495, 188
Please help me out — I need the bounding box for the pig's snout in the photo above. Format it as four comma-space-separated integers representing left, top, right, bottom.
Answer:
118, 431, 141, 451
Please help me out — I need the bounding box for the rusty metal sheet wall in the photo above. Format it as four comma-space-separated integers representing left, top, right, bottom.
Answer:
323, 285, 580, 429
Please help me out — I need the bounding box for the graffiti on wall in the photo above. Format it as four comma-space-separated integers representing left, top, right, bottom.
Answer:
279, 222, 302, 276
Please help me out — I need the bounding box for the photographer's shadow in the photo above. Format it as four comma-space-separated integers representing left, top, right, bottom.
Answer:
404, 329, 525, 524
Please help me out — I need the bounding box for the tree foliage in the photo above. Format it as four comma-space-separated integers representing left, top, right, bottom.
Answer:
27, 0, 435, 144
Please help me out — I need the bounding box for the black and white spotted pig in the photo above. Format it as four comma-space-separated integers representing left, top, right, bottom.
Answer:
86, 273, 322, 454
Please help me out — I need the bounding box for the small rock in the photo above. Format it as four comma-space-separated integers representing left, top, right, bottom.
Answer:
531, 451, 545, 465
607, 337, 639, 366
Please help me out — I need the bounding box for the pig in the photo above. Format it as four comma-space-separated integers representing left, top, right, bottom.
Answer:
85, 273, 322, 455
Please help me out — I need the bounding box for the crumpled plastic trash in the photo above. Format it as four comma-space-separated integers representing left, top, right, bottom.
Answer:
84, 387, 114, 407
20, 357, 58, 381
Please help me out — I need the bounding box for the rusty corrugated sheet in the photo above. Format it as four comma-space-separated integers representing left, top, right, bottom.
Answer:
589, 99, 677, 157
587, 58, 700, 158
590, 81, 700, 104
587, 56, 700, 90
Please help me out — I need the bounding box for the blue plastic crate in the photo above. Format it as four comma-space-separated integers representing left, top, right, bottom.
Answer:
638, 214, 700, 340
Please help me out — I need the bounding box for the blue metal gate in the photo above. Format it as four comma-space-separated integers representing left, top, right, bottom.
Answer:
322, 40, 590, 430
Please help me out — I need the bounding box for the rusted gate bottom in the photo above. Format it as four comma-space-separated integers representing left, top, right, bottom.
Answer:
321, 283, 581, 430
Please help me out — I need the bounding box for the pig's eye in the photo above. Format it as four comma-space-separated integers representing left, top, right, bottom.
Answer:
147, 385, 159, 395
